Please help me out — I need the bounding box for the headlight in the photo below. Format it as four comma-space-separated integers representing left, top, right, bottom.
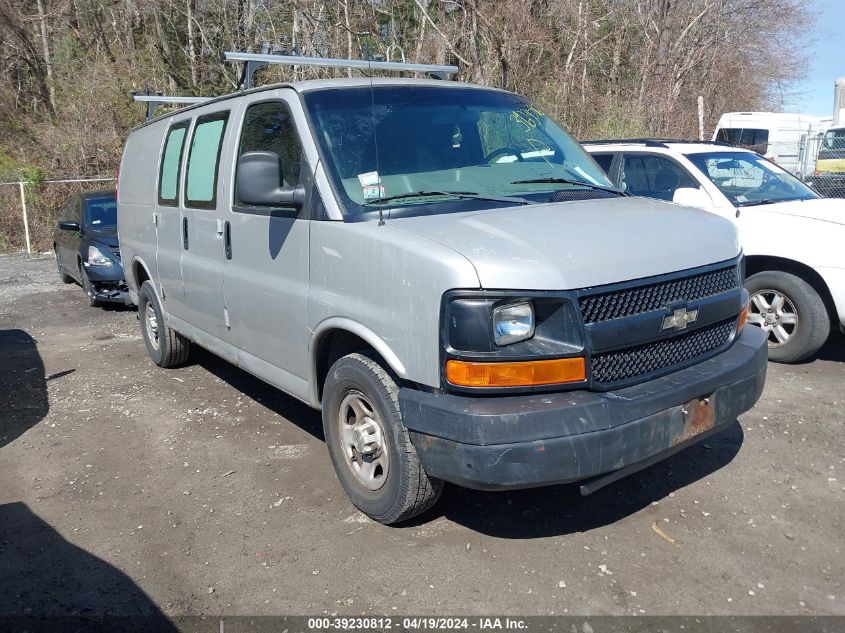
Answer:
493, 301, 534, 346
87, 245, 113, 266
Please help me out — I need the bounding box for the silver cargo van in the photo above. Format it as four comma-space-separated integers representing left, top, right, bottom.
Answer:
118, 67, 768, 524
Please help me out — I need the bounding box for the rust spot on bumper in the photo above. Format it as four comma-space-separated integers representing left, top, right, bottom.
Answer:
672, 394, 716, 446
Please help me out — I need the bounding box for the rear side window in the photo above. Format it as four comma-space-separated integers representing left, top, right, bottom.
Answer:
158, 122, 188, 206
235, 101, 303, 209
620, 154, 696, 201
185, 112, 229, 209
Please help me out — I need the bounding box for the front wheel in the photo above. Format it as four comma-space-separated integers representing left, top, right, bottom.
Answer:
138, 280, 192, 368
745, 270, 830, 363
79, 264, 100, 307
322, 353, 443, 525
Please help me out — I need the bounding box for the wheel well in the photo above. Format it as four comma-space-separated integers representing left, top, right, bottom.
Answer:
314, 330, 387, 404
133, 261, 150, 288
745, 255, 837, 322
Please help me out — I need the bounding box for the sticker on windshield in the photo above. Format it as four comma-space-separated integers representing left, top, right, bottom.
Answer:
736, 194, 747, 202
358, 171, 385, 201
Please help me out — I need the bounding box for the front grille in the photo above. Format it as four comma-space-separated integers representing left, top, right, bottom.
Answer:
592, 317, 736, 384
108, 245, 121, 260
579, 265, 738, 324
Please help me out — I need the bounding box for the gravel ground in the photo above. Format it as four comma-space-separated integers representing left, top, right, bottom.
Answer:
1, 253, 844, 618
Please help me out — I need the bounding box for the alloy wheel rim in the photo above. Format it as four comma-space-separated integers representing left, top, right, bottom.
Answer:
337, 390, 389, 491
746, 289, 798, 347
144, 300, 160, 350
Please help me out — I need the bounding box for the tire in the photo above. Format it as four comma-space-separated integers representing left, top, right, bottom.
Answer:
55, 249, 73, 284
138, 280, 192, 368
79, 263, 100, 307
745, 270, 830, 363
322, 352, 443, 525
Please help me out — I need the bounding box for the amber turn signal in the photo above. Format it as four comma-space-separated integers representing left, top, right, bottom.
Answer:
737, 301, 749, 333
445, 357, 587, 388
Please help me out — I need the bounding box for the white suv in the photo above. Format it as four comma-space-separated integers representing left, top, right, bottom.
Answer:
584, 140, 845, 362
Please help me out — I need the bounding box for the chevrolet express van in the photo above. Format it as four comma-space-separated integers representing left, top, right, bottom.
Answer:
117, 70, 767, 524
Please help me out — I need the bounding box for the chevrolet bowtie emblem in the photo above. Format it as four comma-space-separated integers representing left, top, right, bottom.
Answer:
662, 307, 698, 332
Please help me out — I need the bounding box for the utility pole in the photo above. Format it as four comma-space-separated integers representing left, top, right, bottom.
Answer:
697, 95, 705, 141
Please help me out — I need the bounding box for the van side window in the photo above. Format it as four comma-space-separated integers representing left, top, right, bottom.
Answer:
158, 122, 189, 206
235, 101, 303, 208
185, 112, 229, 209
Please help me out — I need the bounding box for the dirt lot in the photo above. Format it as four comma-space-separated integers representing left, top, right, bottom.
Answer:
1, 253, 844, 618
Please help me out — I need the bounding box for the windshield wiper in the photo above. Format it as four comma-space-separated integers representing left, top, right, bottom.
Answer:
510, 177, 625, 196
363, 190, 531, 206
737, 199, 777, 207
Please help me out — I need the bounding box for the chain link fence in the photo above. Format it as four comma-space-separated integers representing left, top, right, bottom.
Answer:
727, 133, 845, 199
802, 130, 845, 199
0, 178, 115, 253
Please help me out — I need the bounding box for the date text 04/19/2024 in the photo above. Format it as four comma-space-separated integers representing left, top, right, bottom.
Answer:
306, 617, 528, 631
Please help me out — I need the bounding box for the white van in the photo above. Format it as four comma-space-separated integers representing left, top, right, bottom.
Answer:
713, 112, 825, 179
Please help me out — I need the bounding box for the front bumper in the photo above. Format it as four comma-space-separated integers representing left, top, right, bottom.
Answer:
82, 263, 131, 305
400, 326, 768, 491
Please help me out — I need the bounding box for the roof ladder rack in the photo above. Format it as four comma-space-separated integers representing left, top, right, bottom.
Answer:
132, 94, 212, 121
223, 51, 459, 89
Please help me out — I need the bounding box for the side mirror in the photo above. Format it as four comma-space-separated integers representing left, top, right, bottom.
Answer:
236, 151, 305, 208
58, 220, 80, 231
672, 187, 712, 209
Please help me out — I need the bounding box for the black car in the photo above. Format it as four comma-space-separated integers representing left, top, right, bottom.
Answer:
53, 190, 130, 306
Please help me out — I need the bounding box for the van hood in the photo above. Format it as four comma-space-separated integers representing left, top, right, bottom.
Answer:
745, 197, 845, 226
389, 197, 740, 290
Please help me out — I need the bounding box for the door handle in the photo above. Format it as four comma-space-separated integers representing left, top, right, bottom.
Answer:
224, 221, 232, 260
182, 217, 189, 250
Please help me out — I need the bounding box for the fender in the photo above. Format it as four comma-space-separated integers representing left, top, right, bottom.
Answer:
308, 317, 407, 408
128, 256, 155, 306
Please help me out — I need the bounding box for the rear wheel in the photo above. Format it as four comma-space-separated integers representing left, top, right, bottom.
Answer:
745, 270, 829, 363
322, 352, 443, 525
138, 280, 192, 367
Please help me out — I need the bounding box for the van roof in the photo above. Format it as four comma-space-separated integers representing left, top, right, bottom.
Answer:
132, 77, 502, 131
715, 111, 820, 124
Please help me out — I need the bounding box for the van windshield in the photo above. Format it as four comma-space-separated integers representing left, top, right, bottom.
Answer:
684, 150, 818, 206
715, 127, 770, 154
818, 128, 845, 160
303, 86, 616, 216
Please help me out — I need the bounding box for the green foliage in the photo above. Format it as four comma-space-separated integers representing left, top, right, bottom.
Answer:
0, 151, 18, 180
20, 166, 48, 202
